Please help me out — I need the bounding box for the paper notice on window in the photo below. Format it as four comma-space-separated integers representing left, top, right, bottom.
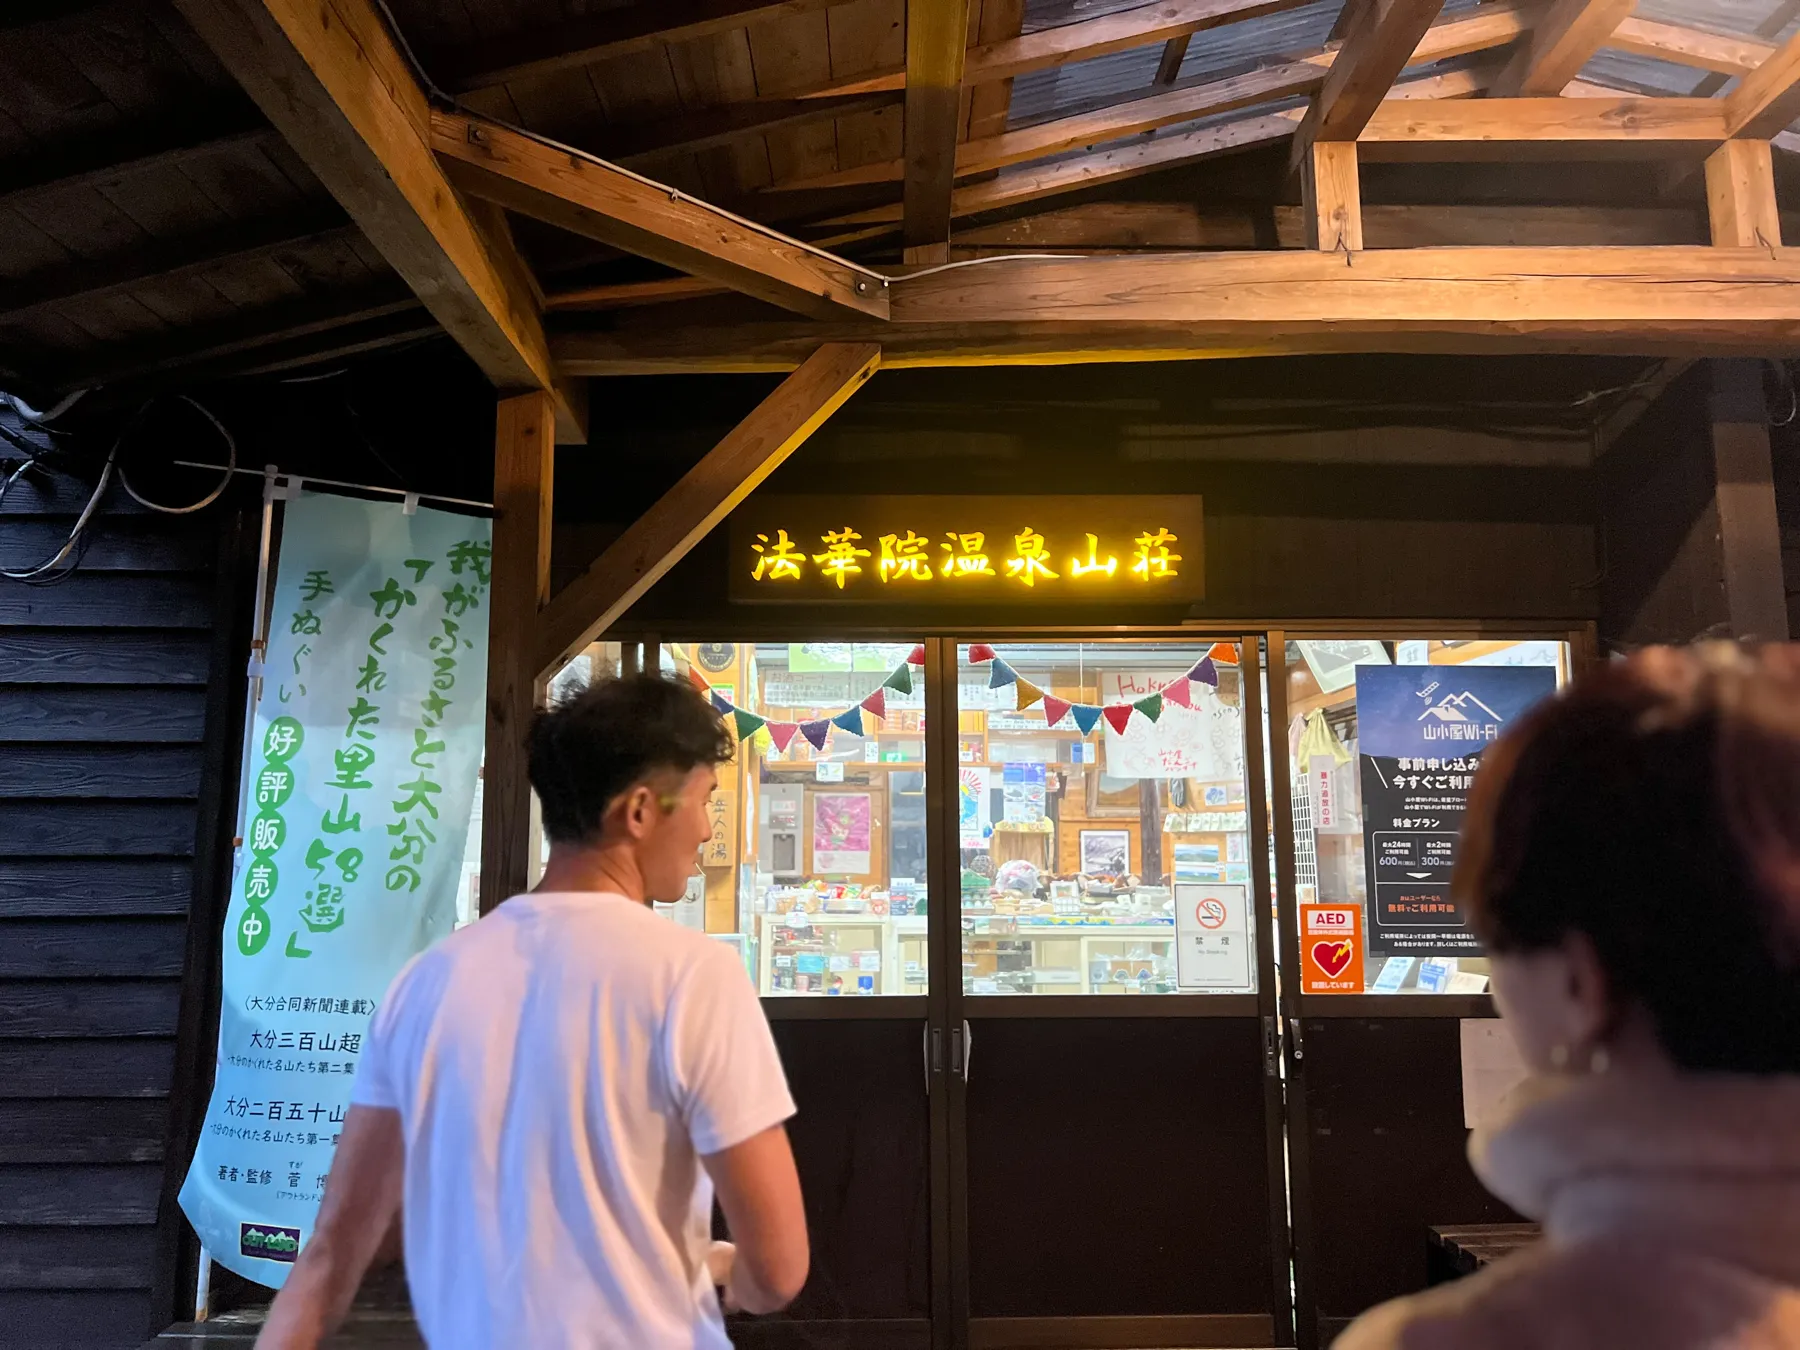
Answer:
1460, 1019, 1531, 1131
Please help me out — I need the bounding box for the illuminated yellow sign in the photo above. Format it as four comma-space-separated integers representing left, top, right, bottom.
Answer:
729, 495, 1205, 604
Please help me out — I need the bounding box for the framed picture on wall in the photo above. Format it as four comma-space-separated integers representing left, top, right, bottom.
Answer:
1079, 828, 1131, 877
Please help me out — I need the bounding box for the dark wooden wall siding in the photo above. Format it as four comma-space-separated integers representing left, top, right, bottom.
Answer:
1772, 417, 1800, 639
0, 416, 234, 1349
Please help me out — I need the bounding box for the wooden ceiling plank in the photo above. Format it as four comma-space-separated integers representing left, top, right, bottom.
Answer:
552, 247, 1800, 374
171, 0, 585, 441
1292, 0, 1446, 164
0, 210, 352, 323
600, 91, 898, 165
0, 116, 271, 213
533, 341, 882, 676
430, 109, 889, 320
1705, 139, 1781, 246
441, 0, 854, 95
1489, 0, 1636, 98
1726, 26, 1800, 138
902, 0, 971, 259
1605, 17, 1768, 78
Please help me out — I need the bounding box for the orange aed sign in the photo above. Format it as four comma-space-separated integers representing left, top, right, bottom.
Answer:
1301, 903, 1364, 994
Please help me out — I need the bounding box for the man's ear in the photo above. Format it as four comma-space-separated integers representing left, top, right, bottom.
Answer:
616, 783, 655, 840
1562, 930, 1617, 1050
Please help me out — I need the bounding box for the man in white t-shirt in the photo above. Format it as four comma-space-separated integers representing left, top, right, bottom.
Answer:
256, 675, 806, 1348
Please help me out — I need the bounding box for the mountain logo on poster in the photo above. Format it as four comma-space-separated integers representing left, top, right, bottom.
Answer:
240, 1222, 302, 1263
1414, 682, 1505, 743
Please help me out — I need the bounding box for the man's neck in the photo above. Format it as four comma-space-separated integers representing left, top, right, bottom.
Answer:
533, 844, 650, 906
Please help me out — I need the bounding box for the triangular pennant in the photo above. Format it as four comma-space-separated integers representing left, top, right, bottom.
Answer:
1133, 693, 1163, 724
1186, 656, 1219, 688
989, 658, 1018, 689
1102, 703, 1135, 736
1015, 678, 1045, 712
800, 719, 831, 751
1043, 695, 1072, 728
686, 666, 711, 695
769, 722, 800, 753
1207, 642, 1239, 665
907, 644, 926, 666
831, 706, 865, 737
861, 688, 887, 720
710, 691, 734, 716
733, 709, 766, 740
1071, 704, 1104, 736
883, 662, 913, 695
1162, 678, 1194, 709
967, 643, 997, 663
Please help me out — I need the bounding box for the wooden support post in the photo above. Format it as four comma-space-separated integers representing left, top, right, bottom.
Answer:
902, 0, 972, 262
1302, 141, 1363, 250
1710, 359, 1790, 640
534, 342, 883, 676
1705, 140, 1781, 247
481, 390, 556, 914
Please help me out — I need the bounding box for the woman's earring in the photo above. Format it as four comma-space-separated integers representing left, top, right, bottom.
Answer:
1549, 1043, 1570, 1070
1587, 1045, 1610, 1075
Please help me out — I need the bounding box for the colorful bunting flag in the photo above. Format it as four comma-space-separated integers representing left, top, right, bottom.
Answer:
733, 709, 766, 739
1043, 695, 1072, 728
884, 662, 913, 695
1186, 656, 1219, 687
1102, 704, 1135, 736
1208, 642, 1238, 664
831, 706, 865, 737
1014, 678, 1045, 711
1071, 704, 1104, 736
861, 688, 886, 720
907, 644, 926, 666
710, 691, 733, 717
968, 643, 997, 663
1133, 693, 1163, 724
769, 722, 800, 753
1162, 679, 1193, 709
989, 658, 1018, 689
800, 719, 831, 751
687, 666, 711, 695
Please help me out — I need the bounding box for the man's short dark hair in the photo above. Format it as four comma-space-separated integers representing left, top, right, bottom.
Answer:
528, 674, 733, 846
1458, 644, 1800, 1074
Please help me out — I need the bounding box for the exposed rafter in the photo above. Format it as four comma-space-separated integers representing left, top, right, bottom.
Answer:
1488, 0, 1635, 97
1605, 17, 1769, 78
172, 0, 586, 441
902, 0, 971, 259
1289, 0, 1447, 169
1725, 26, 1800, 138
429, 110, 889, 321
1357, 97, 1729, 160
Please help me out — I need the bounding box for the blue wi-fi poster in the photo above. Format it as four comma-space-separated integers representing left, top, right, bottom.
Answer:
1354, 664, 1557, 958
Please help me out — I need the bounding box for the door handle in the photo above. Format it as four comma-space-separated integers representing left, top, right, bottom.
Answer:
948, 1020, 973, 1081
925, 1024, 943, 1094
961, 1019, 973, 1082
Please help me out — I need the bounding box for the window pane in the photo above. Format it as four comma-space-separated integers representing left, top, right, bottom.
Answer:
646, 641, 931, 997
1284, 638, 1568, 995
958, 641, 1256, 996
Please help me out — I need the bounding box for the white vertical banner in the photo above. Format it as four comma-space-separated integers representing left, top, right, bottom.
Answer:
180, 492, 491, 1286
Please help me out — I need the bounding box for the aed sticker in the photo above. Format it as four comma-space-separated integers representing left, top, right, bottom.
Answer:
1300, 903, 1364, 994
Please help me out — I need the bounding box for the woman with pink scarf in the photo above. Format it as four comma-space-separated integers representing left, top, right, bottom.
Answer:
1342, 645, 1800, 1350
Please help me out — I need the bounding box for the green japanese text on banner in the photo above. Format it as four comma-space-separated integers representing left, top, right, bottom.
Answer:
180, 492, 491, 1286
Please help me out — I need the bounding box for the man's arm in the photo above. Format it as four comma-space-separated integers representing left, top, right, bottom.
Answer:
255, 1104, 404, 1349
702, 1123, 808, 1315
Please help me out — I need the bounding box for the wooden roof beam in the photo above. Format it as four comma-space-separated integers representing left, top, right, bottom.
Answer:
552, 248, 1800, 374
1357, 97, 1730, 159
171, 0, 585, 441
1606, 17, 1769, 78
1488, 0, 1635, 97
429, 110, 889, 321
902, 0, 971, 261
767, 2, 1524, 195
534, 342, 882, 675
440, 0, 854, 95
1289, 0, 1447, 169
1726, 25, 1800, 138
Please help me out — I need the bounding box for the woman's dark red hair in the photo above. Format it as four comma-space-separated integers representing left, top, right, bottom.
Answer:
1457, 644, 1800, 1074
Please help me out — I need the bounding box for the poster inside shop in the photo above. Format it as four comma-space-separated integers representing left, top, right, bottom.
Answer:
1099, 671, 1243, 781
812, 793, 873, 874
180, 493, 491, 1286
1355, 664, 1556, 958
